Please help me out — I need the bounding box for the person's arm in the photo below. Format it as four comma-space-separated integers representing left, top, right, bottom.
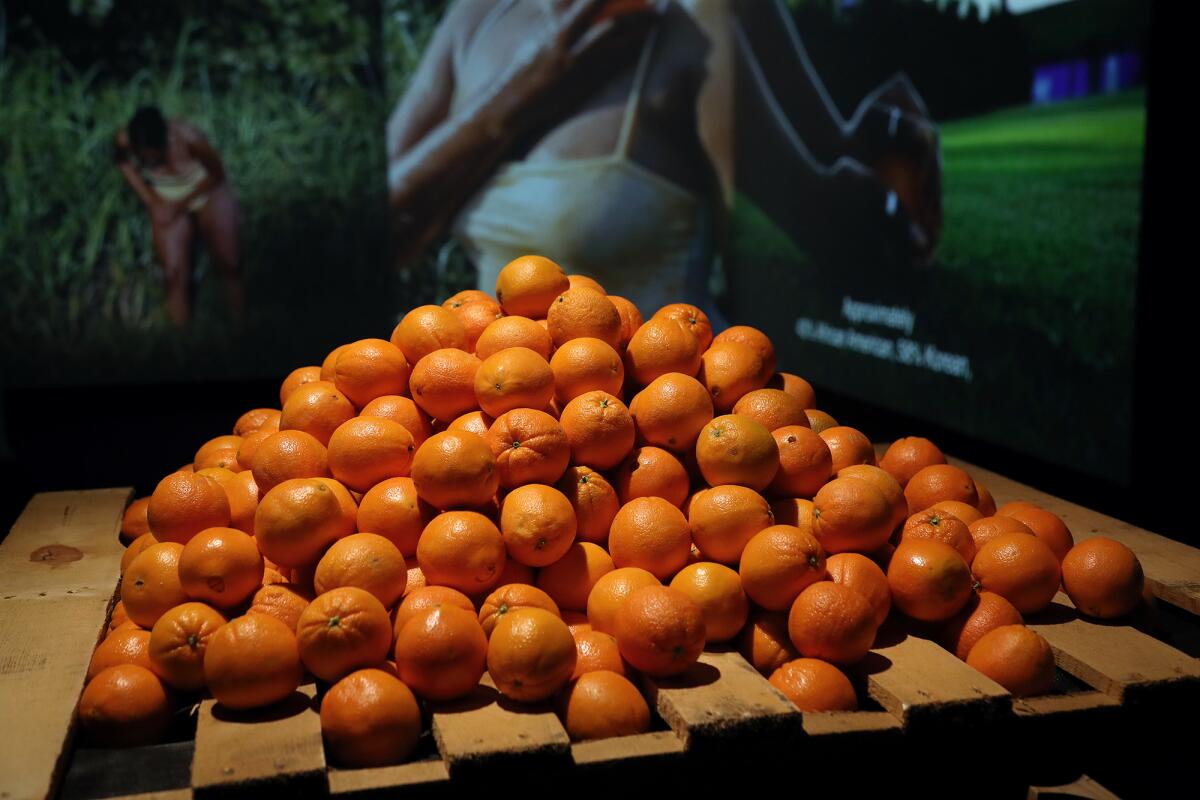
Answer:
113, 129, 163, 210
174, 122, 227, 211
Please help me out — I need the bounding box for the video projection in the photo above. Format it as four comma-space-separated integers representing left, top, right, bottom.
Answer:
725, 0, 1148, 485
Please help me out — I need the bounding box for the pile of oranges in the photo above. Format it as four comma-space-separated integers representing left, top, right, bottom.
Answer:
81, 255, 1146, 765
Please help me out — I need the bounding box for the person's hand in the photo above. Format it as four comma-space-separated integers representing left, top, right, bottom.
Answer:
150, 201, 182, 227
870, 107, 942, 257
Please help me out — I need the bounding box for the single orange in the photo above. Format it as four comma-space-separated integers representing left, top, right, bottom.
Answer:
357, 477, 433, 558
654, 303, 713, 350
769, 658, 858, 712
88, 626, 154, 681
688, 484, 773, 565
326, 416, 415, 493
391, 304, 468, 364
558, 670, 651, 741
546, 288, 622, 349
838, 464, 908, 534
122, 532, 158, 574
711, 325, 775, 384
321, 668, 423, 767
394, 604, 488, 701
452, 299, 504, 352
178, 526, 264, 609
1060, 537, 1143, 619
550, 337, 624, 404
968, 515, 1036, 554
416, 511, 507, 594
826, 552, 892, 628
280, 366, 322, 407
280, 381, 356, 446
738, 609, 799, 675
321, 344, 350, 381
739, 524, 827, 611
120, 497, 151, 544
332, 338, 411, 407
905, 464, 979, 516
966, 625, 1056, 697
314, 533, 408, 609
558, 391, 635, 470
613, 446, 690, 508
296, 586, 393, 682
879, 437, 947, 488
787, 582, 877, 666
571, 631, 629, 679
204, 613, 303, 709
766, 372, 817, 409
818, 426, 876, 474
556, 466, 620, 545
487, 608, 577, 701
887, 540, 974, 622
410, 430, 499, 510
78, 665, 173, 747
811, 477, 893, 555
930, 500, 984, 526
407, 348, 482, 422
608, 497, 691, 581
147, 601, 227, 690
475, 315, 554, 361
629, 372, 713, 453
248, 582, 313, 631
147, 471, 231, 545
448, 409, 496, 439
499, 484, 579, 567
251, 429, 330, 496
360, 395, 434, 448
769, 426, 831, 498
254, 478, 355, 568
495, 255, 571, 318
122, 543, 188, 628
698, 341, 766, 412
474, 346, 556, 418
732, 389, 808, 432
900, 509, 976, 565
586, 567, 660, 635
804, 409, 839, 433
971, 533, 1061, 614
486, 408, 570, 489
624, 317, 702, 386
613, 585, 705, 677
478, 583, 561, 637
695, 414, 779, 491
393, 585, 475, 639
998, 505, 1074, 563
608, 295, 644, 348
443, 289, 494, 309
669, 562, 749, 642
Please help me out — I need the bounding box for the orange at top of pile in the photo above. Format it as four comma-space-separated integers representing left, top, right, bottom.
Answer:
92, 254, 1145, 763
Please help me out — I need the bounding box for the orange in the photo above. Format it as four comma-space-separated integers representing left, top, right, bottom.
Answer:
251, 429, 330, 496
109, 601, 130, 631
194, 435, 244, 472
204, 613, 304, 709
688, 485, 772, 564
739, 524, 827, 611
443, 289, 494, 309
121, 496, 151, 544
478, 583, 561, 637
410, 431, 499, 510
416, 511, 506, 594
122, 532, 158, 574
1060, 537, 1143, 619
571, 630, 628, 678
297, 586, 393, 682
629, 372, 713, 453
235, 429, 273, 472
613, 585, 705, 676
448, 409, 495, 438
403, 566, 427, 597
826, 552, 892, 628
998, 505, 1074, 563
996, 500, 1039, 517
495, 255, 571, 318
804, 409, 839, 434
968, 515, 1036, 554
608, 497, 691, 580
486, 408, 570, 488
546, 288, 622, 348
321, 668, 423, 767
698, 341, 766, 412
559, 391, 635, 469
280, 381, 356, 446
248, 582, 313, 631
88, 626, 154, 681
976, 481, 997, 516
654, 303, 713, 350
556, 466, 620, 545
769, 497, 814, 532
147, 602, 227, 690
940, 591, 1024, 660
474, 347, 555, 418
322, 344, 351, 381
766, 372, 817, 409
624, 317, 702, 386
333, 338, 411, 407
409, 348, 482, 422
357, 477, 433, 557
787, 582, 877, 666
972, 533, 1061, 614
711, 325, 775, 384
316, 476, 359, 529
499, 484, 578, 567
768, 426, 831, 498
147, 471, 231, 545
550, 337, 624, 404
966, 625, 1055, 697
732, 389, 807, 432
558, 670, 650, 741
221, 470, 260, 535
394, 604, 488, 701
255, 478, 355, 568
179, 527, 264, 609
586, 567, 660, 635
738, 609, 799, 675
818, 426, 876, 473
613, 446, 689, 508
77, 665, 173, 747
769, 658, 858, 712
879, 437, 947, 488
563, 609, 592, 636
608, 295, 644, 348
931, 500, 983, 526
900, 509, 976, 565
391, 304, 469, 364
905, 464, 979, 516
838, 464, 908, 533
669, 562, 749, 642
280, 365, 322, 407
475, 315, 554, 361
393, 586, 475, 638
452, 299, 504, 352
811, 477, 893, 554
234, 408, 280, 437
122, 543, 188, 628
887, 540, 974, 622
315, 533, 408, 609
326, 417, 415, 493
695, 414, 779, 491
360, 395, 434, 448
486, 608, 577, 701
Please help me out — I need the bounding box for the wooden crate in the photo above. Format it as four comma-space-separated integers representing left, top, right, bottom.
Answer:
3, 456, 1199, 800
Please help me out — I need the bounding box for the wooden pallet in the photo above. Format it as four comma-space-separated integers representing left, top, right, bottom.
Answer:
4, 456, 1200, 800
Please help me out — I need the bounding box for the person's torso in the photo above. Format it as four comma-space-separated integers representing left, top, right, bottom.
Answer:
140, 121, 209, 198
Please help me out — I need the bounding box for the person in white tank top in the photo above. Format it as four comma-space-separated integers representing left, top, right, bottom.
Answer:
386, 0, 942, 323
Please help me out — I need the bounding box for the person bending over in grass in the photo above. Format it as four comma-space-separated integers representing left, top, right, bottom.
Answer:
114, 106, 243, 328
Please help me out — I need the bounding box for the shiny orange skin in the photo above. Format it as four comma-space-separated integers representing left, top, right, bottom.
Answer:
559, 391, 636, 470
394, 604, 488, 701
826, 552, 892, 628
769, 426, 832, 498
487, 607, 578, 701
879, 437, 947, 488
971, 534, 1062, 614
608, 295, 644, 348
88, 627, 154, 681
486, 408, 571, 489
77, 665, 173, 747
839, 464, 908, 534
494, 255, 570, 318
250, 430, 330, 496
474, 347, 556, 418
811, 477, 894, 555
738, 525, 827, 611
624, 317, 703, 385
732, 389, 808, 432
818, 426, 877, 474
326, 417, 416, 493
769, 658, 858, 712
280, 381, 357, 446
787, 582, 877, 666
357, 477, 434, 558
711, 325, 775, 383
452, 299, 504, 352
1060, 537, 1144, 619
900, 509, 977, 566
586, 567, 660, 635
248, 583, 313, 632
148, 602, 227, 690
738, 609, 799, 676
558, 670, 651, 741
968, 515, 1037, 554
391, 304, 468, 364
410, 431, 500, 510
280, 366, 322, 407
613, 586, 706, 677
178, 527, 264, 609
629, 372, 713, 453
314, 533, 408, 609
966, 625, 1056, 697
613, 446, 690, 508
999, 506, 1075, 563
360, 395, 434, 448
905, 464, 979, 516
608, 497, 692, 581
571, 630, 629, 679
887, 540, 975, 622
332, 338, 411, 407
556, 466, 620, 545
254, 478, 356, 568
475, 315, 554, 361
940, 591, 1024, 660
296, 587, 394, 682
392, 586, 476, 639
547, 288, 622, 349
537, 541, 615, 612
930, 500, 984, 526
120, 497, 152, 544
550, 337, 625, 404
122, 532, 158, 574
408, 349, 483, 422
147, 471, 231, 545
204, 614, 304, 709
122, 543, 188, 628
499, 484, 578, 567
416, 511, 507, 594
321, 668, 423, 768
478, 584, 562, 637
654, 303, 713, 351
669, 562, 750, 642
698, 341, 766, 412
688, 484, 774, 565
804, 409, 839, 434
695, 415, 779, 491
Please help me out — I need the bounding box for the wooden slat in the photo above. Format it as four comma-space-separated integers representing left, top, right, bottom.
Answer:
191, 682, 326, 798
801, 710, 902, 738
569, 730, 684, 769
107, 791, 193, 800
0, 488, 131, 800
1027, 775, 1122, 800
953, 455, 1200, 616
1012, 691, 1120, 719
327, 760, 450, 798
430, 673, 571, 779
642, 650, 803, 750
1027, 595, 1200, 704
866, 632, 1011, 730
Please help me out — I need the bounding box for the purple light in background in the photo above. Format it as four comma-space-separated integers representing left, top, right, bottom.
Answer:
1102, 52, 1142, 93
1032, 61, 1088, 104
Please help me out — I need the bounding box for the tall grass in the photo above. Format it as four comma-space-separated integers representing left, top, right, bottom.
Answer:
1, 30, 394, 386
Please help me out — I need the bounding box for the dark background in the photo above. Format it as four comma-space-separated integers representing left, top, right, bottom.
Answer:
2, 0, 1188, 548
